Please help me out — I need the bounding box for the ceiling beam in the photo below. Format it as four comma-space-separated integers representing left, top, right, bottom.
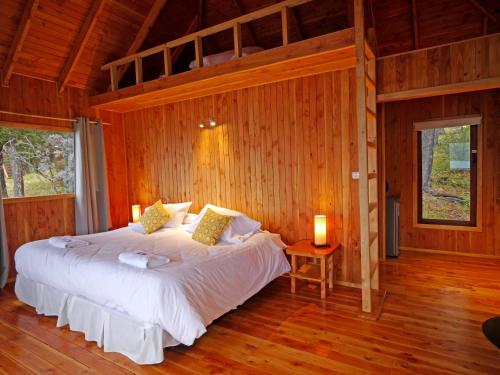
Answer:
468, 0, 500, 25
2, 0, 39, 86
411, 0, 419, 49
114, 0, 168, 87
231, 0, 259, 46
58, 0, 107, 93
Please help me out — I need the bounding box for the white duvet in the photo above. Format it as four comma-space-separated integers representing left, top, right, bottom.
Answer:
15, 226, 290, 346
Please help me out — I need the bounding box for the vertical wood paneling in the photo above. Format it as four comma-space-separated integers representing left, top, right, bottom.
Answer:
4, 195, 75, 277
122, 70, 361, 284
377, 33, 500, 96
384, 90, 500, 256
0, 75, 88, 278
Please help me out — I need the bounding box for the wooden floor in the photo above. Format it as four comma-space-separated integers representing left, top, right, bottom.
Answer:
0, 251, 499, 374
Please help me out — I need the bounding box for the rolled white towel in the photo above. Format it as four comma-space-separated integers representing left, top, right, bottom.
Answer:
118, 251, 170, 269
49, 236, 90, 249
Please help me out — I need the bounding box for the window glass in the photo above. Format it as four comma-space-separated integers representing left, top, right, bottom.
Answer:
419, 124, 476, 225
0, 127, 75, 197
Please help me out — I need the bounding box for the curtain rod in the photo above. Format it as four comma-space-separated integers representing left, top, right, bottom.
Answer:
0, 110, 112, 125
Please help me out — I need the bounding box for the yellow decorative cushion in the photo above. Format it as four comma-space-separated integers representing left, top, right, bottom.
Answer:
192, 208, 232, 246
140, 200, 171, 234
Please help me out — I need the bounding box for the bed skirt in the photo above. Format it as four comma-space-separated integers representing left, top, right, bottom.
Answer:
15, 274, 176, 364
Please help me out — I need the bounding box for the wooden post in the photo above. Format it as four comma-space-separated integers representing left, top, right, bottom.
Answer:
110, 65, 118, 91
354, 0, 372, 313
134, 56, 143, 84
233, 23, 242, 58
163, 46, 172, 76
194, 36, 203, 68
281, 6, 290, 46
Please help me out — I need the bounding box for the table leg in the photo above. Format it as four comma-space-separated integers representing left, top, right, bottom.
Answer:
320, 257, 326, 299
291, 254, 297, 294
328, 254, 334, 289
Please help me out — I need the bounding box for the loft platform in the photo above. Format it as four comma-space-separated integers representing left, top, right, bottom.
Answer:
90, 28, 357, 112
89, 0, 371, 113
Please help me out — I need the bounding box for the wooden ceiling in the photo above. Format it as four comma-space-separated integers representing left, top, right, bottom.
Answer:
1, 0, 499, 94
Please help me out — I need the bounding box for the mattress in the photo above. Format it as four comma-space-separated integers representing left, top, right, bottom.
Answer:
15, 226, 290, 347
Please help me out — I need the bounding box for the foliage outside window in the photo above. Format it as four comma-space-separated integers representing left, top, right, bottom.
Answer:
0, 127, 75, 198
416, 122, 478, 227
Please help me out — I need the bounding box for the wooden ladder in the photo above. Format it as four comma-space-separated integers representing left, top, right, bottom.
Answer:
354, 0, 379, 313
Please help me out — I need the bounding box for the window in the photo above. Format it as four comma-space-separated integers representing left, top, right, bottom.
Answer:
414, 116, 481, 228
0, 126, 75, 198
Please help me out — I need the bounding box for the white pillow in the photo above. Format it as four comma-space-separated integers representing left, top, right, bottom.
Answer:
186, 204, 261, 243
145, 202, 192, 228
182, 213, 198, 224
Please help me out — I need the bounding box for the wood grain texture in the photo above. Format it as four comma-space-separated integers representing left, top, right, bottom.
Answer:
377, 33, 500, 99
0, 74, 88, 129
1, 251, 499, 373
383, 90, 500, 256
0, 75, 88, 277
121, 71, 363, 284
91, 29, 356, 111
3, 195, 75, 278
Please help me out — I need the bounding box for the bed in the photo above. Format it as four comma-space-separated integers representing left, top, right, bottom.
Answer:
14, 224, 290, 364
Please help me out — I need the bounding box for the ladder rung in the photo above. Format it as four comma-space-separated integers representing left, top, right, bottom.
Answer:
368, 172, 377, 180
370, 262, 379, 278
369, 232, 377, 246
369, 202, 377, 212
365, 76, 375, 89
366, 107, 376, 118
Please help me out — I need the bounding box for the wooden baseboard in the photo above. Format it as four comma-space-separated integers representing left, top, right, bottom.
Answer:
399, 247, 500, 259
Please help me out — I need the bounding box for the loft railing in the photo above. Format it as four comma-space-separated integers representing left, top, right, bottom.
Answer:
101, 0, 314, 91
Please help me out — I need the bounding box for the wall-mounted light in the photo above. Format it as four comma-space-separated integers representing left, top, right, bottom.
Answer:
198, 117, 217, 128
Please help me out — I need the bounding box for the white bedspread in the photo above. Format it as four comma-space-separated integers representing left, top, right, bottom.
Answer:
15, 227, 290, 346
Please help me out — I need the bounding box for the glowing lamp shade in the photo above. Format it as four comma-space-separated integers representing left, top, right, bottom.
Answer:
132, 205, 141, 223
313, 215, 327, 246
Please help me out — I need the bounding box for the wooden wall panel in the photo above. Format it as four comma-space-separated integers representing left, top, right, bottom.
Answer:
0, 74, 88, 129
377, 33, 500, 96
3, 195, 75, 278
383, 90, 500, 256
0, 75, 88, 278
122, 70, 363, 284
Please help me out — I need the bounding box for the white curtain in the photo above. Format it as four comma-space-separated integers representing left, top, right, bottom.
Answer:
0, 188, 8, 288
74, 117, 110, 235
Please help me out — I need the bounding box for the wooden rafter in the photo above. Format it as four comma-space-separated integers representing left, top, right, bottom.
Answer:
2, 0, 39, 86
171, 16, 199, 68
411, 0, 419, 49
58, 0, 107, 93
113, 0, 168, 87
231, 0, 259, 46
468, 0, 500, 25
289, 7, 304, 40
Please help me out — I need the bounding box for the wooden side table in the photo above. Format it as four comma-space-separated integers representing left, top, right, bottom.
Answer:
285, 240, 339, 299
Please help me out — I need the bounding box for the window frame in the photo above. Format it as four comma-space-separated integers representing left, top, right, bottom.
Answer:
0, 120, 76, 200
412, 115, 482, 232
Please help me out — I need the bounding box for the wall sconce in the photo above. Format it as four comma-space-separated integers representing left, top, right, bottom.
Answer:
132, 204, 141, 223
313, 215, 328, 247
198, 117, 217, 128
